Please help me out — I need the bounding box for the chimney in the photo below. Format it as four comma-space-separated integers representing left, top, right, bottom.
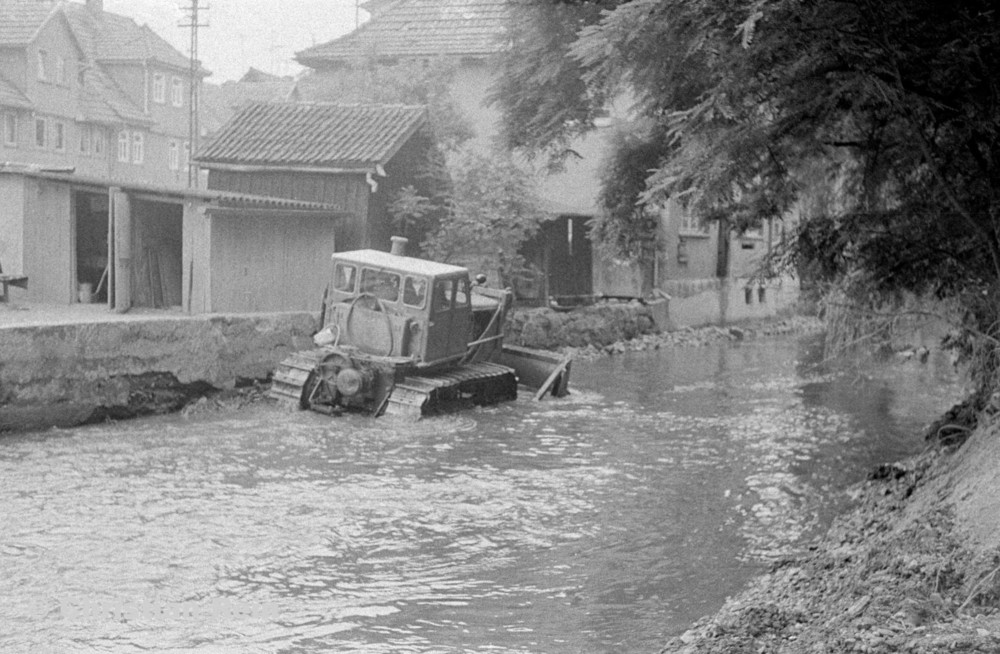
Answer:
390, 236, 408, 256
86, 0, 103, 13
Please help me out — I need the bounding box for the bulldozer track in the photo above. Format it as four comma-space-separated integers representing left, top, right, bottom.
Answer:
383, 361, 517, 418
271, 350, 517, 418
268, 348, 335, 408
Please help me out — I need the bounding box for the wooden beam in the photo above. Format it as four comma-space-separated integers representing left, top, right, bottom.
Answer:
112, 189, 132, 314
204, 206, 348, 220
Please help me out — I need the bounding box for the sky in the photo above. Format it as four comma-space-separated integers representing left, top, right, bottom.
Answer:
101, 0, 366, 83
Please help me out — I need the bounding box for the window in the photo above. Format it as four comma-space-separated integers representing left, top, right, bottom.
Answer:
680, 212, 708, 235
153, 73, 166, 104
3, 114, 16, 147
333, 263, 357, 293
434, 280, 450, 312
360, 268, 400, 303
182, 141, 190, 171
455, 278, 469, 307
93, 126, 105, 156
168, 140, 179, 170
55, 55, 66, 85
131, 131, 144, 164
171, 77, 184, 107
53, 121, 65, 151
37, 50, 47, 81
117, 130, 129, 162
402, 276, 427, 308
433, 278, 470, 311
79, 123, 91, 154
34, 117, 47, 148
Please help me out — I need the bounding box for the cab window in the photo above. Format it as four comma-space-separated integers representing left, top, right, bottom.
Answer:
403, 276, 427, 308
455, 278, 470, 307
333, 263, 356, 293
360, 268, 401, 303
433, 279, 453, 312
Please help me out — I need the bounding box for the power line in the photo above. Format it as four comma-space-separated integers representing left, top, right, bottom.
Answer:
179, 0, 209, 188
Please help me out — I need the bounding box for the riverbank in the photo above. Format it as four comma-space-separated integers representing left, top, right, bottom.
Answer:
0, 308, 317, 433
662, 413, 1000, 653
504, 298, 823, 358
560, 314, 824, 360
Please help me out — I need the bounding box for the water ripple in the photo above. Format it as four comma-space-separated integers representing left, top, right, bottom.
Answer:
0, 338, 965, 653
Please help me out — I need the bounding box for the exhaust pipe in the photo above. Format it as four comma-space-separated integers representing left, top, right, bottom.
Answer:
390, 236, 408, 256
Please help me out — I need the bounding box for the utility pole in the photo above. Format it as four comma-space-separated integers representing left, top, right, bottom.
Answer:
180, 0, 209, 188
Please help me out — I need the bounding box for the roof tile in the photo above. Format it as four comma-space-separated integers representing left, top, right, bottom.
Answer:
63, 2, 193, 71
296, 0, 512, 65
78, 65, 150, 125
195, 102, 428, 169
0, 71, 32, 108
0, 0, 58, 46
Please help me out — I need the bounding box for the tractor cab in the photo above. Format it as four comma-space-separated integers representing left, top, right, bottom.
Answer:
269, 237, 566, 418
321, 247, 508, 368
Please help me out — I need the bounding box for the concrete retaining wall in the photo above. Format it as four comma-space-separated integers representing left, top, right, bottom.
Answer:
0, 312, 317, 432
662, 277, 801, 329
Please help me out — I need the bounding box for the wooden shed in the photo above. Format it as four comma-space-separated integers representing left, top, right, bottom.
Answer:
0, 165, 344, 314
195, 102, 436, 253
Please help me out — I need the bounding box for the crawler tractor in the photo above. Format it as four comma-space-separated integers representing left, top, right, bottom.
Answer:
269, 237, 571, 418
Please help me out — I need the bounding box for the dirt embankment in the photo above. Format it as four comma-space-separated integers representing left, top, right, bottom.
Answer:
663, 415, 1000, 654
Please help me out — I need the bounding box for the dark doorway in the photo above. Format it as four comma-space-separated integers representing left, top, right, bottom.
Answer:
518, 214, 594, 305
130, 198, 183, 308
74, 190, 109, 303
545, 215, 593, 299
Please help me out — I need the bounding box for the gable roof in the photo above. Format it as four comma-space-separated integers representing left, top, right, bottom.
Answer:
195, 102, 429, 171
296, 0, 511, 66
0, 0, 60, 46
63, 2, 197, 73
0, 1, 193, 126
78, 65, 151, 125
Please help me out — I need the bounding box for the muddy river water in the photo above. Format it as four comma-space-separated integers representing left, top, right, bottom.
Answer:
0, 335, 966, 653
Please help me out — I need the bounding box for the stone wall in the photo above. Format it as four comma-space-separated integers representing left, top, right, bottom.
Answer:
0, 312, 317, 432
505, 301, 659, 350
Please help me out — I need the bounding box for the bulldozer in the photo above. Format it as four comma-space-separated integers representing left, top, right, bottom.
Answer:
269, 237, 571, 418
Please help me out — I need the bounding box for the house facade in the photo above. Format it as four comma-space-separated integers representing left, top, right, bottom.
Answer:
0, 0, 204, 189
294, 0, 599, 303
295, 0, 799, 326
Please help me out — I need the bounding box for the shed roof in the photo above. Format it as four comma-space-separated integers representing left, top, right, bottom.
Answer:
296, 0, 511, 66
0, 163, 348, 213
195, 102, 428, 170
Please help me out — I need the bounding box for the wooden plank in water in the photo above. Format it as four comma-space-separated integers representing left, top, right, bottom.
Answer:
498, 345, 571, 399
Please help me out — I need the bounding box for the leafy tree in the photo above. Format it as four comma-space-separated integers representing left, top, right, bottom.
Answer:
494, 0, 1000, 405
488, 1, 614, 163
303, 56, 547, 274
393, 149, 548, 283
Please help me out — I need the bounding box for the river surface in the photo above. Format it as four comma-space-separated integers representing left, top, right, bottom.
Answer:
0, 335, 966, 654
